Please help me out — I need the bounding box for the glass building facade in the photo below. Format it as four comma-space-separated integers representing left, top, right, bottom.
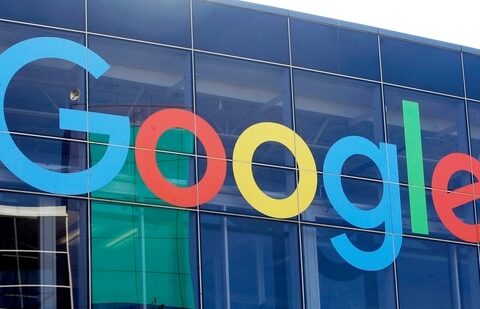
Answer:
0, 0, 479, 308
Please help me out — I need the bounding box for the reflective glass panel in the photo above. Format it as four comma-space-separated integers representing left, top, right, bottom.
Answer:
193, 0, 289, 63
396, 238, 480, 308
0, 191, 87, 309
384, 86, 469, 188
399, 185, 475, 241
201, 214, 301, 309
302, 175, 385, 232
195, 53, 293, 166
88, 0, 191, 47
294, 69, 383, 178
0, 0, 84, 30
463, 52, 480, 100
200, 158, 296, 216
291, 19, 380, 80
88, 35, 193, 150
0, 286, 72, 308
0, 22, 86, 140
381, 36, 464, 96
90, 144, 196, 206
0, 134, 87, 193
302, 226, 395, 308
91, 202, 198, 309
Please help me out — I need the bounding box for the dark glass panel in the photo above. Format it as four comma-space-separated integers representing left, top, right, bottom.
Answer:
291, 19, 380, 80
91, 202, 198, 309
195, 53, 293, 166
463, 53, 480, 100
302, 226, 395, 308
88, 35, 193, 150
396, 238, 480, 308
467, 101, 480, 197
201, 214, 301, 309
400, 185, 475, 241
193, 0, 289, 63
0, 216, 66, 252
200, 159, 297, 217
302, 175, 385, 232
0, 22, 86, 139
0, 134, 87, 193
16, 252, 69, 286
0, 192, 87, 309
0, 0, 84, 30
294, 69, 383, 178
381, 36, 463, 96
88, 0, 190, 47
0, 286, 72, 309
384, 86, 469, 188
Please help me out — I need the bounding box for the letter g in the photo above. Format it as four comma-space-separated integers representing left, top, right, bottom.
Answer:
0, 37, 130, 195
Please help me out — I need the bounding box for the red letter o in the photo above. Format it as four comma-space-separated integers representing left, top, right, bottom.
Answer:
135, 109, 226, 207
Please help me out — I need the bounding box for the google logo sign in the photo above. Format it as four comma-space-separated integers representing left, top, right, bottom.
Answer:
1, 38, 478, 272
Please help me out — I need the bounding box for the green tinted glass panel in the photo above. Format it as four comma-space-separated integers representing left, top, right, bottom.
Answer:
90, 126, 194, 204
91, 202, 196, 308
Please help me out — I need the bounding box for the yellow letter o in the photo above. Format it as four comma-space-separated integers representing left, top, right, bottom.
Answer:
232, 122, 317, 218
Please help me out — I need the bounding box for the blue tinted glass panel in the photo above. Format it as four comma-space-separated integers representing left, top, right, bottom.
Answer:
200, 158, 296, 217
399, 185, 475, 240
464, 53, 480, 100
201, 214, 301, 309
294, 69, 383, 178
88, 35, 193, 150
0, 22, 86, 140
384, 86, 469, 188
467, 101, 480, 197
193, 0, 289, 63
0, 0, 84, 30
396, 238, 480, 308
88, 0, 190, 47
468, 101, 480, 158
0, 134, 87, 193
0, 192, 87, 309
381, 37, 464, 96
195, 53, 293, 166
302, 175, 385, 232
291, 19, 380, 80
302, 226, 395, 308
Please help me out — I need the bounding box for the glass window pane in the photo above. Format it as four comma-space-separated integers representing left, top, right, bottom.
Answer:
88, 0, 191, 47
195, 53, 293, 166
384, 86, 469, 188
302, 226, 395, 308
88, 35, 193, 151
193, 0, 289, 63
302, 176, 385, 231
463, 53, 480, 100
396, 238, 480, 308
201, 214, 301, 309
291, 19, 380, 80
294, 69, 383, 179
399, 185, 475, 241
381, 37, 464, 96
90, 145, 196, 206
0, 134, 87, 193
0, 0, 84, 30
0, 192, 87, 309
0, 286, 72, 308
200, 158, 297, 217
468, 101, 480, 165
91, 202, 198, 308
0, 22, 86, 140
